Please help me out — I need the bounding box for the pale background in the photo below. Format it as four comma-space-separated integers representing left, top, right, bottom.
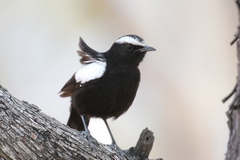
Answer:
0, 1, 236, 160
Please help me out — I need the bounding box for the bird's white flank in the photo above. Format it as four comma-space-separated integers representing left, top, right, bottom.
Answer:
75, 61, 106, 84
115, 36, 146, 46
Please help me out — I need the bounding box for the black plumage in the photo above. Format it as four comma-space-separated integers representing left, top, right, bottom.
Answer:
60, 34, 156, 145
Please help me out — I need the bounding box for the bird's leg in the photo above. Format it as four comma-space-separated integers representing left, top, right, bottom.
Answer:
81, 115, 90, 134
80, 115, 97, 149
104, 120, 125, 159
104, 119, 116, 145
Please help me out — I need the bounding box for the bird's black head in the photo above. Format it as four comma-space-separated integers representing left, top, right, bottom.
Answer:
106, 35, 156, 67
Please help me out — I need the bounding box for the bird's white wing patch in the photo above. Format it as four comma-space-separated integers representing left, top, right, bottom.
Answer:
75, 61, 106, 84
115, 36, 146, 46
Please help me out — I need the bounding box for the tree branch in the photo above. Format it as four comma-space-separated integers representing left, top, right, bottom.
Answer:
224, 1, 240, 160
0, 85, 161, 160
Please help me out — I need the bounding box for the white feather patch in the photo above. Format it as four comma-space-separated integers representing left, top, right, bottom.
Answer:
115, 36, 146, 46
75, 61, 106, 84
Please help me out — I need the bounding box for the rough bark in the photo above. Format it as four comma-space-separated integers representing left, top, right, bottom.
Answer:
224, 1, 240, 160
0, 85, 161, 160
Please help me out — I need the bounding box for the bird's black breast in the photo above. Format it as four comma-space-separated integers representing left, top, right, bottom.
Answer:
71, 65, 141, 120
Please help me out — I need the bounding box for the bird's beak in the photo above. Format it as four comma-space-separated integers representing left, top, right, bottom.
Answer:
134, 46, 156, 53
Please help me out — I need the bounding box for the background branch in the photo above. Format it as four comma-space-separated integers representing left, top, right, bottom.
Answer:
225, 1, 240, 160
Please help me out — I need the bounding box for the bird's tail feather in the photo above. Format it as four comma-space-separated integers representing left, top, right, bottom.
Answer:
67, 105, 90, 131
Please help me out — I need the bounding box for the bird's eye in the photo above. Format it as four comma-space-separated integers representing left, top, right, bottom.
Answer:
126, 44, 133, 51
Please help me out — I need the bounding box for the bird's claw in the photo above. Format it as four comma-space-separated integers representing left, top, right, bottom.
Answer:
109, 143, 126, 160
81, 130, 98, 150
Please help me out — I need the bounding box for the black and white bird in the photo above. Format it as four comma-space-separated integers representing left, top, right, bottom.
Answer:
59, 34, 156, 147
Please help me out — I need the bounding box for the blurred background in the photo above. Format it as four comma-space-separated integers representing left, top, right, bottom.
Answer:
0, 1, 237, 159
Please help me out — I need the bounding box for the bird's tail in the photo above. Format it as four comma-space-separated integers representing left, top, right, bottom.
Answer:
67, 105, 90, 131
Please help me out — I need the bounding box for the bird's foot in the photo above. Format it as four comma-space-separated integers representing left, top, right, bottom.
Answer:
81, 130, 98, 150
109, 143, 126, 160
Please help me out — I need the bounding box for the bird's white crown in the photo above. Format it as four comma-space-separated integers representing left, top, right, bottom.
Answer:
115, 35, 146, 46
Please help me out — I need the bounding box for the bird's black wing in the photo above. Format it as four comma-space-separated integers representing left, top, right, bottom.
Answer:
59, 73, 100, 98
59, 73, 76, 97
77, 37, 105, 64
60, 37, 107, 131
